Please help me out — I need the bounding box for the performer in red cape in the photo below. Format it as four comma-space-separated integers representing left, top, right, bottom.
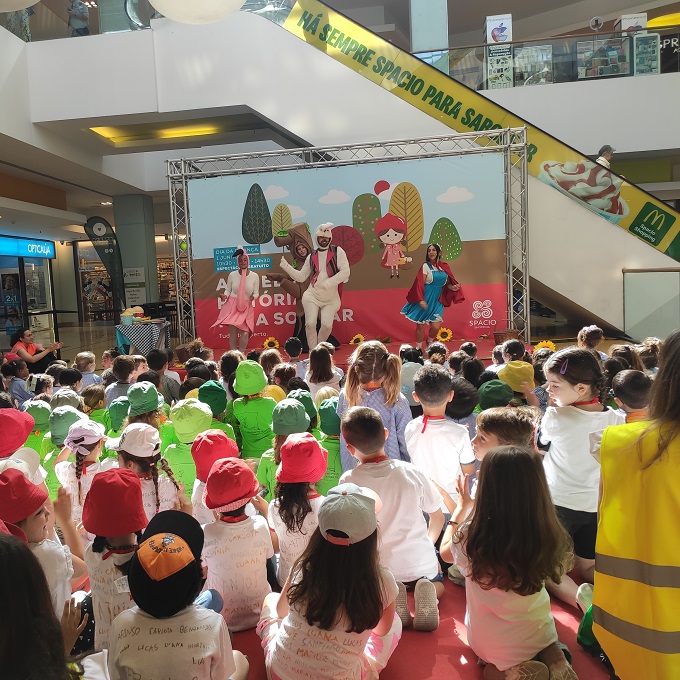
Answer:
401, 243, 464, 351
212, 247, 259, 351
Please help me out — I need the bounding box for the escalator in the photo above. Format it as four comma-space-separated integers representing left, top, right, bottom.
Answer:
274, 0, 680, 333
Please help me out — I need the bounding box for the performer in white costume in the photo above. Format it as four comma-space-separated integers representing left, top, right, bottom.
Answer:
279, 223, 350, 350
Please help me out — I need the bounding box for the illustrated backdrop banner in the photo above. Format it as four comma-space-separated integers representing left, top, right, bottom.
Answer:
188, 153, 507, 348
283, 0, 680, 261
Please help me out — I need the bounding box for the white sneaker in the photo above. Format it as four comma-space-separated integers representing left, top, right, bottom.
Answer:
576, 583, 593, 613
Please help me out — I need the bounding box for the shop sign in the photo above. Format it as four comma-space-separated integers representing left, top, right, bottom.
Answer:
0, 236, 55, 259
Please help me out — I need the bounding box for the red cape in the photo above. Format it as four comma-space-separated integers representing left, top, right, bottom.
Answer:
405, 262, 465, 307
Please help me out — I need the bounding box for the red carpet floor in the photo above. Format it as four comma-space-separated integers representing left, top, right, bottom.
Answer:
232, 578, 609, 679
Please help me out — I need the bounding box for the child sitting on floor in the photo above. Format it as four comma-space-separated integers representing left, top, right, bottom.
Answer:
612, 369, 651, 423
341, 406, 444, 632
316, 395, 343, 495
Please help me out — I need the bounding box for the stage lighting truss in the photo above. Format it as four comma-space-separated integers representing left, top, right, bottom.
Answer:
168, 129, 530, 343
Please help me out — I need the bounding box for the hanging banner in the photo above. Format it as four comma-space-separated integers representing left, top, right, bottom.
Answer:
188, 153, 507, 349
84, 216, 127, 311
282, 0, 680, 261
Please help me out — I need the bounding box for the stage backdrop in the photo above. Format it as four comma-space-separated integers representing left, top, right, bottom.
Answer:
188, 153, 507, 349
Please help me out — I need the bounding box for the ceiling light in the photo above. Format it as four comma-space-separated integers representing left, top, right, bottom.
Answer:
101, 201, 112, 206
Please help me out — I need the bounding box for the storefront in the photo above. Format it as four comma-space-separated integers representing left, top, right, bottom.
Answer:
0, 235, 56, 345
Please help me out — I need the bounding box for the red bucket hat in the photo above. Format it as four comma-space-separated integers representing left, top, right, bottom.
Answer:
0, 468, 48, 524
276, 432, 327, 484
203, 458, 259, 512
0, 410, 35, 458
83, 468, 148, 538
191, 429, 239, 483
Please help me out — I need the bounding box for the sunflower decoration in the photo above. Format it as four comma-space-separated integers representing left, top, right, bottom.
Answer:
436, 327, 453, 343
533, 340, 556, 352
262, 337, 280, 349
350, 333, 365, 345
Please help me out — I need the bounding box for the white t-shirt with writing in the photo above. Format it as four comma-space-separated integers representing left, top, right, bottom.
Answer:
540, 406, 624, 512
267, 566, 398, 680
31, 538, 74, 617
405, 417, 474, 510
268, 494, 324, 586
84, 543, 136, 650
108, 604, 235, 680
140, 474, 179, 521
341, 459, 442, 581
453, 536, 557, 671
202, 515, 274, 631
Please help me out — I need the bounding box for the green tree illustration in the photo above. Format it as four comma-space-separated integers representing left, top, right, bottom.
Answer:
271, 203, 292, 238
430, 217, 462, 260
242, 184, 272, 244
352, 193, 382, 254
389, 182, 424, 252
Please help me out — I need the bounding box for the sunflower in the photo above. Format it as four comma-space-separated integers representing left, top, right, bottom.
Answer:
533, 340, 556, 352
263, 337, 280, 349
350, 333, 365, 345
436, 327, 453, 343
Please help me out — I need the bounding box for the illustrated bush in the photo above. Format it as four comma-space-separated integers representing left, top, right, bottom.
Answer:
242, 183, 272, 244
388, 182, 424, 253
430, 218, 462, 260
332, 225, 365, 266
352, 193, 382, 254
271, 203, 292, 238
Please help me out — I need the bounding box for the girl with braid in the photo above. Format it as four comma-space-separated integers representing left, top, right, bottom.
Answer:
337, 341, 411, 471
108, 423, 192, 521
54, 420, 112, 539
538, 347, 624, 609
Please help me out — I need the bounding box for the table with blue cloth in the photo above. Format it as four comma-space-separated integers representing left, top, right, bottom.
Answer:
115, 321, 170, 355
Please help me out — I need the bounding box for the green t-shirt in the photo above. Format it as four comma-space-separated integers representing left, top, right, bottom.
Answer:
40, 434, 61, 499
224, 401, 241, 448
233, 396, 277, 459
89, 408, 111, 432
159, 420, 179, 453
163, 442, 195, 490
256, 448, 278, 502
24, 430, 47, 455
209, 418, 236, 441
316, 435, 342, 496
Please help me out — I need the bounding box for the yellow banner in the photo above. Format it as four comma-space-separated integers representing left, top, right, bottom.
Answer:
284, 0, 680, 260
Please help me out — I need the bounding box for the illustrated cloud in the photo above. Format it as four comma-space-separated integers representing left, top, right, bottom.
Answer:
319, 189, 351, 204
437, 186, 474, 203
288, 205, 307, 219
264, 185, 289, 199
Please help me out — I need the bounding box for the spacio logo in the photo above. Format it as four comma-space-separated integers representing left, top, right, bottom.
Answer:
469, 299, 496, 327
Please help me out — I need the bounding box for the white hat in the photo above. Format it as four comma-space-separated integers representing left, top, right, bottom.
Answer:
315, 223, 333, 248
64, 420, 106, 458
0, 447, 40, 480
318, 483, 379, 546
106, 423, 161, 458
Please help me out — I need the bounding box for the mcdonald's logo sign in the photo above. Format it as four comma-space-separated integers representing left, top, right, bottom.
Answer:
629, 202, 676, 247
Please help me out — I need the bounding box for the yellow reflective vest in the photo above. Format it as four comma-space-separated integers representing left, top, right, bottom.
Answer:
594, 421, 680, 680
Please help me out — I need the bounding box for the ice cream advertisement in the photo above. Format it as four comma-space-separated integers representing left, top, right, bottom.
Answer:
284, 0, 680, 261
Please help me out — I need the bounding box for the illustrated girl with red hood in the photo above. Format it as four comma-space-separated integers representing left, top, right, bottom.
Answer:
374, 213, 411, 278
212, 247, 260, 352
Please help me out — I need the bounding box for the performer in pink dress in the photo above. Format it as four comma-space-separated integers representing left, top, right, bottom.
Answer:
212, 248, 260, 351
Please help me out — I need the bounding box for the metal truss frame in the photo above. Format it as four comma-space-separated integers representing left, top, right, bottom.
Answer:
168, 128, 529, 343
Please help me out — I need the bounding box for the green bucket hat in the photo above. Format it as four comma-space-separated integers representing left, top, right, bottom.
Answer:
478, 380, 514, 411
24, 400, 51, 431
127, 382, 165, 417
198, 380, 228, 417
288, 389, 317, 422
108, 396, 130, 432
49, 406, 88, 446
272, 398, 310, 436
233, 360, 267, 396
318, 396, 340, 436
170, 398, 213, 444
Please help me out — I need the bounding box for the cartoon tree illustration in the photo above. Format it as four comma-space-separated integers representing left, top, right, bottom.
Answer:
332, 225, 365, 266
352, 193, 382, 254
430, 218, 462, 260
242, 183, 272, 244
389, 182, 424, 253
271, 203, 292, 238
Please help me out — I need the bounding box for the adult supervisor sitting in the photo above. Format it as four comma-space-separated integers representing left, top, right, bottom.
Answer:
10, 327, 62, 373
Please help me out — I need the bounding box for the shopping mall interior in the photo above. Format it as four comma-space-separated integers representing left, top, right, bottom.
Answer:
1, 0, 679, 357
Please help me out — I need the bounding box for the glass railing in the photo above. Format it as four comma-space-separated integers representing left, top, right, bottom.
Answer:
415, 27, 680, 92
0, 0, 294, 41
